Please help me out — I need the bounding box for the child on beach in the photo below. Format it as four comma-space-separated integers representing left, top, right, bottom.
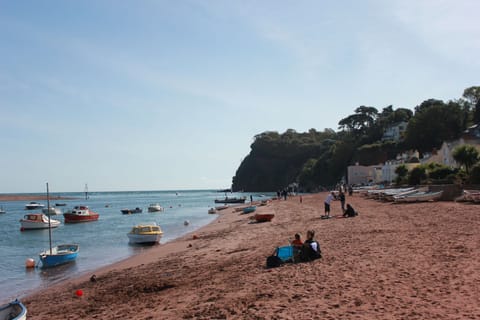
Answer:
291, 233, 303, 262
291, 233, 303, 247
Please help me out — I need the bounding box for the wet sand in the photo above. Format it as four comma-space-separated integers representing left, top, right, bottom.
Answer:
22, 193, 480, 319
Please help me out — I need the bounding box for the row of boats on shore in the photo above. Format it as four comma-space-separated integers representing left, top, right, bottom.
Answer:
355, 185, 480, 203
355, 186, 444, 203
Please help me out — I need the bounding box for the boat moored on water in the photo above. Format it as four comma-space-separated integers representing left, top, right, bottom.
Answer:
127, 223, 163, 244
63, 206, 99, 223
214, 196, 246, 204
147, 203, 164, 212
42, 206, 62, 215
121, 207, 143, 214
39, 244, 79, 268
0, 299, 27, 320
25, 202, 45, 210
20, 213, 61, 230
208, 208, 217, 214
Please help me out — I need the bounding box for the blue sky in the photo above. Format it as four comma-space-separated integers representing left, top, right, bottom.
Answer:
1, 0, 479, 193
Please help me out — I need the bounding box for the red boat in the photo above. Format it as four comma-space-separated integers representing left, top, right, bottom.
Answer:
253, 213, 274, 223
63, 206, 99, 223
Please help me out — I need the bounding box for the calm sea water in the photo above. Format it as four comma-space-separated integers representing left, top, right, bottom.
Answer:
0, 190, 269, 303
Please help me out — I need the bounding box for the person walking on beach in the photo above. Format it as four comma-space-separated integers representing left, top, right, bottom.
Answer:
323, 192, 334, 218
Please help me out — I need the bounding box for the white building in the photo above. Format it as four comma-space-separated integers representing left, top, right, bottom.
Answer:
382, 121, 408, 142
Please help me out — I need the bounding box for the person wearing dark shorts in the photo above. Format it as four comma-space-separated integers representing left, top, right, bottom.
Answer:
323, 192, 334, 218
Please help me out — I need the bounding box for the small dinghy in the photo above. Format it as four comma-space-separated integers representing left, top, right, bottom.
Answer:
0, 299, 27, 320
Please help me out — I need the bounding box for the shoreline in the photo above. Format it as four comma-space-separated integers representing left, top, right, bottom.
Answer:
0, 194, 76, 201
21, 193, 480, 319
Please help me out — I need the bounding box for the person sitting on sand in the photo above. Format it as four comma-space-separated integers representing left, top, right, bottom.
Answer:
300, 230, 322, 262
291, 233, 303, 248
343, 203, 358, 218
291, 233, 303, 261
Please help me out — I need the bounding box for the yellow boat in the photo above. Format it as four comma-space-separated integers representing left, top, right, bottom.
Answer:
127, 223, 163, 244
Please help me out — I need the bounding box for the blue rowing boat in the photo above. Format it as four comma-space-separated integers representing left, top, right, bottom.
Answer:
242, 206, 256, 214
39, 244, 79, 268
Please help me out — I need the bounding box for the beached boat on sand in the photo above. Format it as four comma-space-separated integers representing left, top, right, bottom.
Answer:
20, 213, 61, 230
242, 206, 256, 214
252, 213, 274, 222
461, 189, 480, 203
394, 190, 443, 203
0, 299, 27, 320
127, 223, 163, 244
63, 206, 99, 223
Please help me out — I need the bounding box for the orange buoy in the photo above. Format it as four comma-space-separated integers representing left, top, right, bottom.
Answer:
75, 289, 83, 297
25, 258, 35, 268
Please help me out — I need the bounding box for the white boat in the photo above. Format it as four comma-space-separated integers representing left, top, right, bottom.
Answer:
42, 206, 62, 215
147, 203, 163, 212
127, 223, 163, 244
394, 190, 443, 203
25, 201, 45, 210
0, 299, 27, 320
0, 206, 5, 214
20, 213, 61, 230
462, 189, 480, 202
382, 187, 425, 202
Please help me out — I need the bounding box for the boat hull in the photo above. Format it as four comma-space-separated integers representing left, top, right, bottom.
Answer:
127, 233, 162, 244
254, 213, 274, 222
39, 244, 79, 268
214, 197, 246, 204
0, 299, 27, 320
63, 213, 99, 223
242, 206, 256, 214
147, 204, 163, 212
394, 191, 443, 203
20, 214, 61, 230
121, 208, 143, 214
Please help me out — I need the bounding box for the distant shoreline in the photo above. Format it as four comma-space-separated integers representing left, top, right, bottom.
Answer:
0, 195, 77, 201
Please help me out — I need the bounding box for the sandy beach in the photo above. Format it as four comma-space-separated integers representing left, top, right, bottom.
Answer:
22, 193, 479, 319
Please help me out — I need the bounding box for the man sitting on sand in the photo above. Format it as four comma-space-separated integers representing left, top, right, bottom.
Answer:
300, 230, 322, 262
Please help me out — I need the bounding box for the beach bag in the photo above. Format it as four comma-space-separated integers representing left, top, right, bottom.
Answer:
266, 255, 283, 268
